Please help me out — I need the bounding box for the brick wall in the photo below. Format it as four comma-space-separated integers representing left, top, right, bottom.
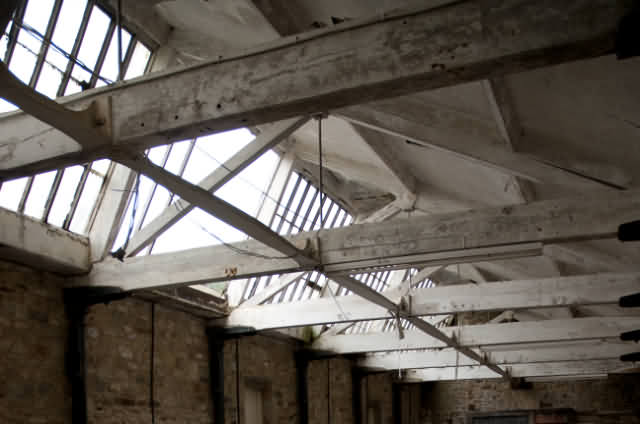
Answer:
0, 258, 373, 424
86, 298, 212, 424
222, 335, 359, 424
0, 260, 71, 424
415, 377, 640, 424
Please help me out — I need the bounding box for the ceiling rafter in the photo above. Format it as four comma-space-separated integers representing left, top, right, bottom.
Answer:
0, 0, 631, 180
123, 116, 309, 257
312, 317, 639, 354
79, 187, 640, 290
218, 273, 639, 331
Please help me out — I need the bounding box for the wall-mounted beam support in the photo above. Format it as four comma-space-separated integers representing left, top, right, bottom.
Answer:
63, 287, 129, 424
206, 328, 226, 424
295, 351, 310, 424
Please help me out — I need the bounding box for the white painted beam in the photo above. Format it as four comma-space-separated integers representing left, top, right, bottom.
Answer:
312, 317, 639, 354
337, 105, 618, 191
217, 273, 639, 330
239, 271, 306, 307
482, 78, 536, 203
88, 163, 136, 262
359, 341, 637, 370
255, 148, 297, 226
403, 360, 624, 382
0, 62, 110, 151
80, 188, 640, 290
0, 207, 90, 274
350, 124, 417, 208
113, 152, 314, 264
0, 0, 631, 179
124, 116, 307, 256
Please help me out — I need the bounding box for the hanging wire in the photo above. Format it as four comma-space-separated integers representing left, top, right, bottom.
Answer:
317, 115, 325, 227
327, 280, 348, 320
171, 200, 299, 261
195, 144, 346, 234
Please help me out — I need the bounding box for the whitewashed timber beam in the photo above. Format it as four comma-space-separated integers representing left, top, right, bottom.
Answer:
112, 152, 315, 265
80, 188, 640, 290
481, 78, 536, 203
0, 0, 632, 179
312, 317, 639, 354
94, 146, 506, 375
359, 341, 638, 370
0, 207, 90, 274
402, 360, 625, 382
124, 117, 308, 256
350, 125, 417, 209
337, 105, 621, 191
255, 149, 297, 226
88, 163, 137, 262
217, 273, 640, 330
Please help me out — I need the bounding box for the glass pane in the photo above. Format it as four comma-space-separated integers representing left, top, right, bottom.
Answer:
0, 178, 29, 211
141, 185, 170, 228
97, 28, 131, 85
66, 64, 91, 94
151, 208, 246, 254
64, 77, 82, 96
0, 22, 11, 59
35, 56, 64, 98
23, 0, 56, 34
51, 0, 88, 52
48, 166, 84, 227
24, 170, 57, 219
91, 159, 111, 176
69, 165, 104, 234
9, 30, 39, 83
124, 42, 151, 79
76, 5, 110, 70
0, 99, 18, 114
164, 140, 192, 175
215, 150, 278, 217
182, 128, 254, 184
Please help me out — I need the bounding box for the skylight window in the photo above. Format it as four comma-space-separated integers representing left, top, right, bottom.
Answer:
0, 0, 154, 235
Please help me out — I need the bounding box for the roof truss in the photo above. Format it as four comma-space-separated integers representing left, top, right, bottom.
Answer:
0, 0, 631, 179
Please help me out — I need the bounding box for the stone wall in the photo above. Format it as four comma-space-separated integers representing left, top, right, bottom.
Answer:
415, 377, 640, 424
0, 260, 70, 424
222, 335, 360, 424
86, 298, 212, 424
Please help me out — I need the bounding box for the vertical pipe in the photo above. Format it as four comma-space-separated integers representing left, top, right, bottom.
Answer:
64, 292, 88, 424
327, 360, 331, 424
236, 339, 241, 424
150, 303, 156, 424
296, 352, 310, 424
207, 328, 225, 424
352, 367, 364, 424
392, 383, 402, 424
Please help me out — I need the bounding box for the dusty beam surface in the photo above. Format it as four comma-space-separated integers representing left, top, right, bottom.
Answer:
0, 207, 90, 274
216, 273, 640, 330
79, 189, 640, 290
0, 0, 631, 179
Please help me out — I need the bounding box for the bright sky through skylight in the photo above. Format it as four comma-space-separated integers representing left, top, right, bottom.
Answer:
1, 1, 282, 258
